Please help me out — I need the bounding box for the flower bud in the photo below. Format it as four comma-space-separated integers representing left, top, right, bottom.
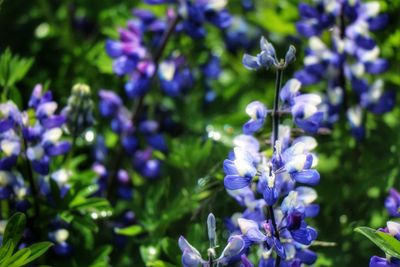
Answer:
284, 45, 296, 66
207, 213, 217, 248
63, 83, 94, 136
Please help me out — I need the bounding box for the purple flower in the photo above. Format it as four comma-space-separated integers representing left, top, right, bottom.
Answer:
223, 147, 257, 190
243, 101, 267, 135
242, 37, 279, 70
98, 90, 122, 118
370, 256, 400, 267
178, 236, 206, 267
296, 0, 394, 139
385, 188, 400, 218
158, 57, 194, 97
21, 85, 71, 175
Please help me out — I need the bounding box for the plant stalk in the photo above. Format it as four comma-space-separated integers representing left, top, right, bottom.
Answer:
270, 67, 284, 267
22, 138, 40, 219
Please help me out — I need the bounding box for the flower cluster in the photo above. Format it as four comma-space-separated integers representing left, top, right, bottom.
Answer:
105, 13, 156, 98
101, 0, 232, 201
0, 85, 70, 176
106, 7, 196, 98
105, 0, 231, 100
96, 90, 167, 198
144, 0, 231, 39
221, 38, 321, 265
295, 0, 393, 140
0, 85, 74, 255
0, 171, 29, 212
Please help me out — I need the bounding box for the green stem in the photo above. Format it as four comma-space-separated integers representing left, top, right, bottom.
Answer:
22, 138, 40, 219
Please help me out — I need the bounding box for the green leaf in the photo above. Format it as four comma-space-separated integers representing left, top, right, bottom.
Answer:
2, 212, 26, 247
0, 247, 30, 267
377, 231, 400, 253
147, 260, 176, 267
114, 225, 143, 236
69, 197, 112, 219
69, 197, 110, 210
22, 242, 53, 265
0, 241, 15, 261
0, 48, 33, 101
355, 227, 400, 258
88, 245, 113, 267
72, 215, 99, 232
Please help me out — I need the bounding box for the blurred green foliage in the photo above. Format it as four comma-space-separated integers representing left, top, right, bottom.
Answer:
1, 0, 400, 266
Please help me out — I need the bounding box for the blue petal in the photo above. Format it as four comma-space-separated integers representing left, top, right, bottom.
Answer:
368, 14, 389, 31
291, 226, 317, 245
46, 141, 71, 156
355, 35, 376, 50
122, 136, 138, 155
242, 54, 260, 70
296, 249, 317, 265
292, 169, 320, 185
243, 119, 264, 135
296, 22, 319, 37
305, 204, 320, 218
246, 228, 267, 242
365, 59, 389, 74
41, 115, 66, 129
125, 77, 151, 98
0, 156, 17, 170
298, 3, 318, 18
351, 78, 369, 96
0, 119, 13, 133
369, 256, 393, 267
105, 40, 123, 58
262, 186, 279, 206
32, 158, 50, 175
207, 9, 232, 29
273, 238, 286, 259
113, 56, 137, 76
147, 134, 168, 152
294, 69, 320, 85
224, 175, 251, 190
223, 160, 239, 175
182, 251, 202, 267
294, 116, 320, 134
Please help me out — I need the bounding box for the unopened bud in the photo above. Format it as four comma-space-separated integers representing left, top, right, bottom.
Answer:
207, 213, 217, 248
63, 83, 94, 136
284, 45, 296, 66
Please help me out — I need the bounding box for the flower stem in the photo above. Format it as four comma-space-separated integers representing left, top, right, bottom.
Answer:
208, 253, 214, 267
22, 138, 40, 219
272, 67, 283, 150
106, 14, 181, 201
270, 67, 284, 267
